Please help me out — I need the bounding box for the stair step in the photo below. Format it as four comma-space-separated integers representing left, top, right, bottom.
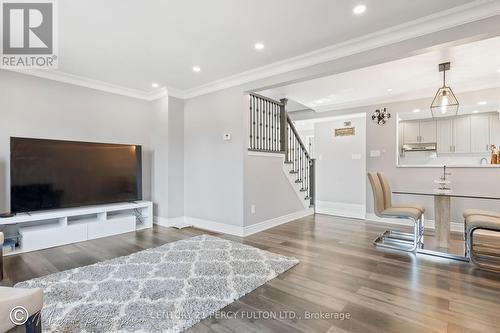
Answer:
304, 196, 311, 200
300, 188, 308, 192
289, 170, 298, 174
284, 161, 293, 164
295, 179, 302, 183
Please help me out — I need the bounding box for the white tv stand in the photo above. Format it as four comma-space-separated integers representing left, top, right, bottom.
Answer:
0, 201, 153, 255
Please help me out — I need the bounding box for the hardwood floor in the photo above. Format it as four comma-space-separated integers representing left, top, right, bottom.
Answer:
3, 214, 500, 333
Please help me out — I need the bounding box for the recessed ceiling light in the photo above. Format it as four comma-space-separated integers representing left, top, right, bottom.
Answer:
497, 69, 500, 73
387, 88, 393, 92
472, 110, 479, 114
477, 101, 487, 105
254, 42, 265, 51
413, 109, 421, 113
353, 4, 367, 15
151, 83, 159, 88
192, 66, 201, 73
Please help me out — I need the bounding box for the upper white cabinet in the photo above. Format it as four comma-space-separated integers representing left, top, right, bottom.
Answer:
436, 119, 453, 153
453, 116, 470, 153
400, 112, 499, 155
403, 121, 420, 144
419, 120, 437, 143
470, 114, 490, 153
490, 114, 500, 148
402, 120, 436, 144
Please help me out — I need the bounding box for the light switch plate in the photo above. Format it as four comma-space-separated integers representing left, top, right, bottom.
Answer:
352, 153, 362, 160
370, 150, 381, 157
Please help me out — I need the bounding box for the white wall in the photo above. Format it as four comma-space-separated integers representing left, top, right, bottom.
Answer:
151, 97, 169, 219
0, 71, 185, 223
183, 88, 245, 226
0, 70, 157, 213
314, 115, 366, 218
168, 97, 185, 218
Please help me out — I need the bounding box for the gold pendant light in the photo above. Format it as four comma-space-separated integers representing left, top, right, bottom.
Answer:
430, 62, 459, 118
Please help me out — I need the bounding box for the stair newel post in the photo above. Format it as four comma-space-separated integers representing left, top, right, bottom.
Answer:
309, 158, 316, 208
280, 98, 288, 161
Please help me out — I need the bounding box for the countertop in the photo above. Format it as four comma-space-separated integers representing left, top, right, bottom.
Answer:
397, 164, 500, 168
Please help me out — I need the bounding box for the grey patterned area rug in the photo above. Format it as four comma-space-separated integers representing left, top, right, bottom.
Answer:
15, 234, 298, 333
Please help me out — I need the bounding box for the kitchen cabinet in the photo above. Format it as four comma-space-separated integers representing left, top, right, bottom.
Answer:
470, 114, 490, 153
490, 114, 500, 148
452, 116, 470, 153
436, 119, 453, 153
402, 120, 436, 144
400, 112, 499, 155
403, 121, 420, 144
419, 120, 437, 143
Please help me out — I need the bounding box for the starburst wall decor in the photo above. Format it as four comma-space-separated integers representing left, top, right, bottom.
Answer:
372, 108, 391, 125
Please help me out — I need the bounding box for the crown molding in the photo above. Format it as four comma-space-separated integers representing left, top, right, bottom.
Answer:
165, 86, 185, 99
7, 69, 168, 101
179, 0, 500, 99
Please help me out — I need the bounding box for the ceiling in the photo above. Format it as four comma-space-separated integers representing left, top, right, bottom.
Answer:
47, 0, 479, 94
260, 36, 500, 114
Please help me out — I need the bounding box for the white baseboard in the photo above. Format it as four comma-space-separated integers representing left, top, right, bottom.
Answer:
154, 215, 244, 236
184, 217, 244, 236
244, 208, 314, 237
153, 208, 314, 237
154, 216, 192, 229
316, 201, 366, 219
365, 213, 463, 233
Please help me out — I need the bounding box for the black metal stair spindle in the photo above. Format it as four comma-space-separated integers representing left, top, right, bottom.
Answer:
267, 100, 270, 151
257, 99, 263, 149
264, 100, 268, 150
272, 103, 276, 151
266, 100, 270, 150
250, 96, 254, 149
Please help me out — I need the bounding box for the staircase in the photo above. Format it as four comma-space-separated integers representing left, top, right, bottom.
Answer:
248, 93, 315, 208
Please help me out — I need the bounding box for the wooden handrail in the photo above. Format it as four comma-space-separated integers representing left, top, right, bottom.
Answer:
249, 93, 285, 106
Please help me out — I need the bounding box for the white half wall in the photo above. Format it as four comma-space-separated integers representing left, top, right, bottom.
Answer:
244, 152, 306, 226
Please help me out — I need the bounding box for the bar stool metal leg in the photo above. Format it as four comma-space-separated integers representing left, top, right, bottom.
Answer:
373, 217, 424, 252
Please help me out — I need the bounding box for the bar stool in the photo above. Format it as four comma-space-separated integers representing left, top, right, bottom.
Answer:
368, 172, 424, 252
463, 210, 500, 270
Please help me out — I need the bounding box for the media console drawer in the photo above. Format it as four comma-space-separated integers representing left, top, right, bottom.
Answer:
87, 215, 136, 240
19, 223, 87, 252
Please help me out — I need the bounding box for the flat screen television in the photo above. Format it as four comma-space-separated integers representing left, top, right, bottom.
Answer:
10, 137, 142, 213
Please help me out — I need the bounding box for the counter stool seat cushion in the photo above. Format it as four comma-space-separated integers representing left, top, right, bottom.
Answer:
393, 204, 425, 214
466, 214, 500, 231
0, 287, 43, 333
463, 209, 500, 219
381, 207, 422, 220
